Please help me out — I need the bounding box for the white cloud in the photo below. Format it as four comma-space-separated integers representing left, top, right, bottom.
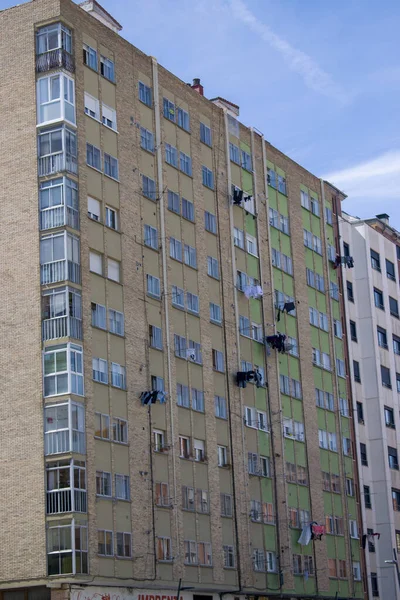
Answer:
323, 150, 400, 199
227, 0, 350, 105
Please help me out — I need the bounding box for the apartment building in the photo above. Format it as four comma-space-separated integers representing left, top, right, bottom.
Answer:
340, 212, 400, 599
0, 0, 365, 599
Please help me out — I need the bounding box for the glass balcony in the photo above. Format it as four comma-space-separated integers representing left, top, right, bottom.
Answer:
38, 126, 77, 177
42, 287, 82, 341
40, 231, 80, 285
46, 459, 86, 514
36, 23, 74, 74
44, 400, 85, 455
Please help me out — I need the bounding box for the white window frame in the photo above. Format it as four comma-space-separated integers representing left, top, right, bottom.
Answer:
37, 72, 76, 126
102, 103, 117, 130
92, 357, 108, 384
84, 92, 100, 120
107, 258, 120, 282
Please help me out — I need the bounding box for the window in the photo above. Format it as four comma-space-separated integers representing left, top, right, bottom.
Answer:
112, 417, 127, 444
86, 143, 101, 170
94, 412, 109, 437
140, 127, 154, 152
89, 251, 103, 275
336, 358, 346, 378
229, 143, 240, 164
342, 437, 352, 456
177, 107, 190, 131
349, 519, 358, 539
205, 211, 217, 234
157, 537, 172, 562
293, 554, 302, 575
385, 406, 395, 428
83, 43, 97, 70
346, 280, 354, 302
180, 152, 192, 176
174, 335, 187, 359
339, 397, 349, 417
104, 153, 119, 180
91, 302, 106, 329
170, 237, 182, 261
96, 470, 111, 497
246, 234, 258, 256
107, 258, 120, 282
202, 166, 214, 189
394, 335, 400, 355
115, 474, 130, 500
223, 545, 235, 568
381, 365, 391, 388
326, 207, 333, 225
389, 446, 399, 470
328, 558, 337, 578
319, 429, 328, 449
364, 485, 372, 509
37, 22, 72, 54
200, 122, 212, 146
186, 292, 199, 314
333, 318, 343, 338
218, 445, 228, 467
215, 395, 227, 419
192, 388, 204, 413
210, 302, 222, 324
176, 383, 189, 408
47, 523, 88, 575
172, 286, 184, 309
142, 175, 157, 200
184, 244, 197, 268
45, 401, 85, 455
182, 486, 195, 511
397, 373, 400, 393
149, 325, 163, 350
184, 540, 197, 565
37, 73, 75, 125
357, 402, 364, 423
147, 274, 160, 298
387, 258, 396, 281
212, 349, 224, 372
163, 97, 175, 121
234, 227, 244, 249
84, 92, 100, 120
102, 103, 117, 130
144, 224, 158, 250
331, 281, 339, 301
179, 436, 190, 459
349, 320, 357, 342
371, 249, 381, 271
310, 197, 320, 216
253, 549, 266, 572
165, 143, 177, 167
338, 560, 347, 579
346, 478, 354, 496
239, 315, 250, 337
39, 175, 79, 230
105, 206, 118, 230
371, 573, 379, 597
155, 482, 169, 507
93, 357, 108, 384
378, 326, 388, 348
360, 443, 368, 466
198, 542, 213, 566
241, 150, 252, 171
207, 256, 219, 279
153, 429, 165, 452
374, 287, 384, 309
353, 562, 361, 581
390, 296, 399, 317
353, 360, 361, 383
116, 532, 131, 558
194, 439, 205, 462
98, 530, 113, 556
111, 362, 126, 389
167, 190, 180, 214
300, 189, 309, 209
182, 198, 194, 221
100, 55, 115, 82
329, 432, 338, 452
44, 343, 83, 397
139, 81, 152, 106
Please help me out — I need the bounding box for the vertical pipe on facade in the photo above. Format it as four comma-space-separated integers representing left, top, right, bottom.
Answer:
221, 108, 245, 590
151, 57, 179, 546
259, 135, 284, 588
320, 179, 356, 598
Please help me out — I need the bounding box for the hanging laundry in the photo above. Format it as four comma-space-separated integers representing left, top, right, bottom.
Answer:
333, 255, 341, 269
345, 256, 354, 268
140, 390, 158, 405
311, 524, 325, 540
233, 189, 243, 205
362, 532, 380, 549
304, 570, 309, 582
253, 369, 263, 388
266, 334, 287, 353
283, 301, 295, 314
236, 370, 262, 388
244, 284, 263, 299
298, 524, 312, 546
186, 348, 196, 360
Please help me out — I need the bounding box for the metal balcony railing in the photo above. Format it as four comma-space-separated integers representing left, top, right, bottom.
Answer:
40, 205, 79, 231
40, 260, 80, 285
42, 315, 82, 341
38, 152, 78, 177
46, 488, 86, 514
45, 429, 85, 455
36, 48, 75, 74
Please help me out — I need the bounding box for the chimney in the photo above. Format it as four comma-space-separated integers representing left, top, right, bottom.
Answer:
376, 213, 390, 225
192, 78, 204, 96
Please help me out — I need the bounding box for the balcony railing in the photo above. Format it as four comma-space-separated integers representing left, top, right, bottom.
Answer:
42, 315, 82, 341
45, 429, 85, 455
38, 152, 78, 177
46, 488, 86, 514
36, 49, 75, 74
40, 205, 79, 231
41, 260, 80, 285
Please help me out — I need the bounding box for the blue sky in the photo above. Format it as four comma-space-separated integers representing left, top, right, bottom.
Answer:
3, 0, 400, 223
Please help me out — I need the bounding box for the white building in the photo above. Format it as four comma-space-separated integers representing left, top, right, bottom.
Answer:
341, 212, 400, 599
